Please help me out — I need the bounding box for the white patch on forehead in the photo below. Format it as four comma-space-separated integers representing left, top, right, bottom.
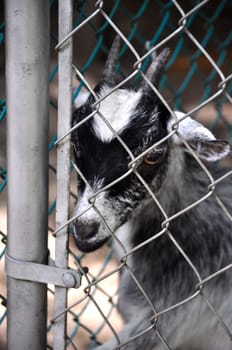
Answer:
92, 87, 142, 143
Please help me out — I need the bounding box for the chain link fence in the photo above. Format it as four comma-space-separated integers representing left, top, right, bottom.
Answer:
1, 0, 232, 349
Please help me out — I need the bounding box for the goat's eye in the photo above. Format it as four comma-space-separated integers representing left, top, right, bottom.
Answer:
143, 152, 165, 166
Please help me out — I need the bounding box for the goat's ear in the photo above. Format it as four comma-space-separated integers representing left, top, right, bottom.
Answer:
168, 112, 231, 161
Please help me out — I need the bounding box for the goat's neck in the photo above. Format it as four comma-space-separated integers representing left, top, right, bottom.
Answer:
156, 147, 186, 215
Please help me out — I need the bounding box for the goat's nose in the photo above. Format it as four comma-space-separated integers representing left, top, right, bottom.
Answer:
72, 220, 100, 240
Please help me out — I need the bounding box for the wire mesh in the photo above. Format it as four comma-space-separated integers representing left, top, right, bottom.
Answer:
54, 1, 232, 349
1, 0, 232, 349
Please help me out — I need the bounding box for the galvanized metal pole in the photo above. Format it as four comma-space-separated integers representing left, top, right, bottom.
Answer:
5, 1, 49, 349
53, 1, 73, 349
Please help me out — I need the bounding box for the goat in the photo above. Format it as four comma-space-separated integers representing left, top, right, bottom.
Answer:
71, 36, 232, 349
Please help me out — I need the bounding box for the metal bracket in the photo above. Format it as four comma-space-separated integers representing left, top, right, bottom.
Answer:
5, 252, 82, 288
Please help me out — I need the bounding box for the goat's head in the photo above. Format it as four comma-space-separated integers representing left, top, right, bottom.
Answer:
71, 36, 231, 252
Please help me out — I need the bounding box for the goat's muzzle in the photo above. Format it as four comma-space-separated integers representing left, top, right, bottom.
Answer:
72, 219, 108, 252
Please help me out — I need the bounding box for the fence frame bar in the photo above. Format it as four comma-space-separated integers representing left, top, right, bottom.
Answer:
53, 1, 73, 349
5, 1, 50, 349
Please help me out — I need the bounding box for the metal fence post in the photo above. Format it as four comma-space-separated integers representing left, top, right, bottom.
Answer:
53, 1, 73, 349
5, 1, 50, 349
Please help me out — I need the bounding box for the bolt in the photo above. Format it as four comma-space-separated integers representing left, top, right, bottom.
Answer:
62, 272, 76, 288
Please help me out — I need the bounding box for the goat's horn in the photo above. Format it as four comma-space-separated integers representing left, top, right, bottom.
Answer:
102, 35, 121, 84
142, 48, 170, 91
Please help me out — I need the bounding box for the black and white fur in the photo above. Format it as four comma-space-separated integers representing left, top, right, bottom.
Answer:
71, 37, 232, 349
